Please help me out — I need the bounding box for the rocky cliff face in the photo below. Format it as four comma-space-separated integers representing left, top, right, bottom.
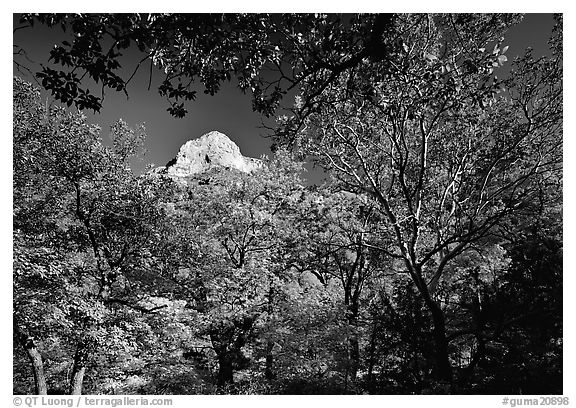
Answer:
154, 131, 262, 177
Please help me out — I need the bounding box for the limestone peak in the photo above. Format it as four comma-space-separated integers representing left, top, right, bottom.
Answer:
155, 131, 262, 177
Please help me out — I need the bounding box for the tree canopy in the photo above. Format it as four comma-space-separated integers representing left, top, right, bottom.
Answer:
13, 13, 562, 395
18, 14, 512, 119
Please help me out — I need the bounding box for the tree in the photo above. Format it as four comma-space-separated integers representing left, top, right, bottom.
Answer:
13, 13, 562, 395
18, 14, 410, 119
285, 187, 390, 383
13, 77, 169, 394
486, 232, 562, 394
148, 153, 308, 386
274, 14, 562, 385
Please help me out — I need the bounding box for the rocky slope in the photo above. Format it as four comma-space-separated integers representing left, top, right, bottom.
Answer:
153, 131, 262, 177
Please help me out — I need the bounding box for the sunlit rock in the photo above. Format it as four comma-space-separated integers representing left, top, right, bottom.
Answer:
158, 131, 262, 178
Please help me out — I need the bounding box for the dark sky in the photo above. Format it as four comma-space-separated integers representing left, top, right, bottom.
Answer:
13, 13, 556, 179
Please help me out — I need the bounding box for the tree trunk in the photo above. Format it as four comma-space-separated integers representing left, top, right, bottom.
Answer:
349, 336, 360, 380
69, 367, 86, 395
28, 347, 47, 395
366, 318, 378, 390
428, 301, 453, 383
69, 344, 88, 395
265, 286, 276, 381
459, 336, 485, 386
411, 264, 453, 384
14, 323, 48, 395
265, 341, 276, 380
345, 293, 360, 381
210, 316, 255, 386
210, 329, 235, 386
217, 354, 234, 385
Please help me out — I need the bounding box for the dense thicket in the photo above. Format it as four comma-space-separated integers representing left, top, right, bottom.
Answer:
14, 13, 562, 395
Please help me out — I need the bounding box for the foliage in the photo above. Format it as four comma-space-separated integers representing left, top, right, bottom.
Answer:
273, 13, 562, 386
13, 77, 171, 394
18, 14, 451, 119
13, 12, 562, 395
